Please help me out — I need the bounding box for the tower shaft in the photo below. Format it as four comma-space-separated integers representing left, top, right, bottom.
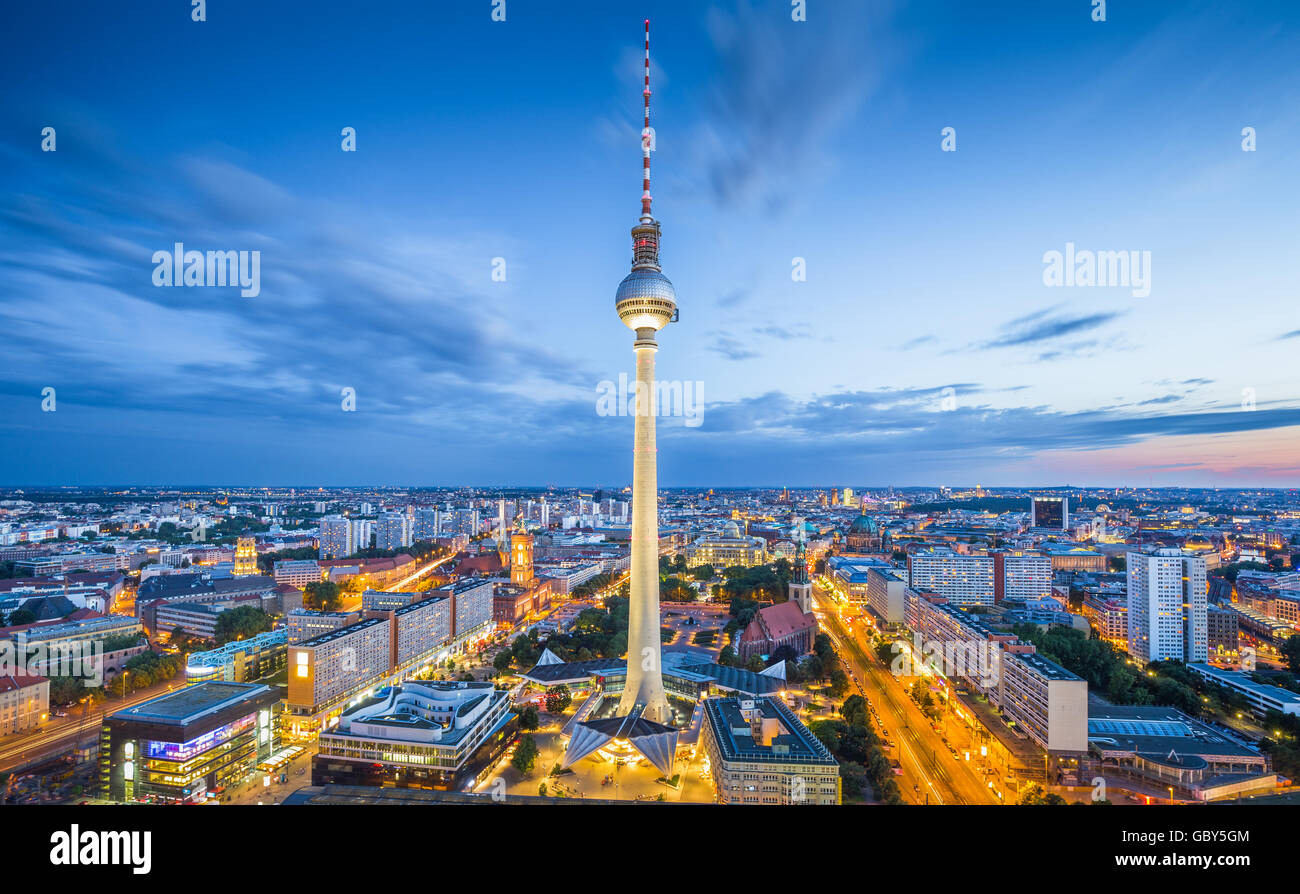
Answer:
619, 333, 669, 722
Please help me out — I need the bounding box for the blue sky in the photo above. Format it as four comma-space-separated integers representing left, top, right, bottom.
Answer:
2, 0, 1299, 487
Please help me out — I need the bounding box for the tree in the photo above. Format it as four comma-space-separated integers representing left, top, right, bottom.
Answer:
770, 644, 798, 666
511, 634, 538, 667
303, 581, 342, 612
512, 734, 539, 775
518, 705, 540, 730
493, 651, 514, 674
6, 609, 36, 627
1282, 635, 1300, 676
1018, 782, 1067, 805
48, 676, 87, 707
214, 606, 272, 646
840, 694, 870, 727
545, 685, 573, 714
839, 761, 870, 800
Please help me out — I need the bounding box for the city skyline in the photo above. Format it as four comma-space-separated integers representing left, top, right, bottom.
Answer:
4, 1, 1300, 487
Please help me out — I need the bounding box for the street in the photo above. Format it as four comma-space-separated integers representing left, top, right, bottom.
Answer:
0, 674, 189, 775
813, 583, 999, 805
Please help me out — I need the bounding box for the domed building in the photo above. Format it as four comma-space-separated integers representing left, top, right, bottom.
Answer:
844, 510, 883, 553
686, 521, 768, 568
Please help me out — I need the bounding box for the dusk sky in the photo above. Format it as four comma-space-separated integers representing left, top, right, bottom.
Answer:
2, 0, 1299, 487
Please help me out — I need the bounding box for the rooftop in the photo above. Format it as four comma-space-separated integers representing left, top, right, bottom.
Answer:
295, 616, 386, 649
1187, 664, 1300, 708
704, 697, 837, 766
110, 681, 274, 726
1087, 705, 1261, 762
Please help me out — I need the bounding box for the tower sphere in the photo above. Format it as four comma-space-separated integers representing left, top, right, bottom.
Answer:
615, 266, 677, 331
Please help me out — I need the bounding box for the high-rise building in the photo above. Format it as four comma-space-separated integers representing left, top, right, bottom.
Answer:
376, 511, 413, 551
907, 551, 995, 606
613, 20, 676, 724
446, 508, 480, 537
993, 551, 1053, 602
413, 507, 441, 541
319, 515, 355, 559
1031, 496, 1069, 530
1126, 548, 1208, 664
865, 567, 907, 625
319, 515, 374, 559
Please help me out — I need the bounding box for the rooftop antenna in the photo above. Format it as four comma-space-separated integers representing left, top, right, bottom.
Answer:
641, 18, 652, 221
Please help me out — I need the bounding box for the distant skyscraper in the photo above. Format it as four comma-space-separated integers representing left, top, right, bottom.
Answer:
413, 507, 441, 541
613, 19, 676, 724
1031, 496, 1069, 530
1127, 548, 1208, 663
319, 515, 354, 559
376, 511, 413, 551
319, 515, 372, 558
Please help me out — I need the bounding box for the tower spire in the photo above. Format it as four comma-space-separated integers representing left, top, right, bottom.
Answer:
641, 18, 653, 221
612, 18, 674, 726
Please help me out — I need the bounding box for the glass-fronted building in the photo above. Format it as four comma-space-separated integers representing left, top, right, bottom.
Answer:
99, 681, 283, 803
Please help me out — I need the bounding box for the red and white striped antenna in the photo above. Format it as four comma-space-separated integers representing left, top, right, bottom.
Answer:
641, 18, 653, 220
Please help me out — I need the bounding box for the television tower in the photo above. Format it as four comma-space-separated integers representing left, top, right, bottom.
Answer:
615, 19, 675, 723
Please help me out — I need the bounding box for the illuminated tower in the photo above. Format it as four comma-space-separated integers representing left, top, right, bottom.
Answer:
511, 532, 534, 586
233, 535, 257, 577
614, 19, 676, 724
789, 519, 812, 614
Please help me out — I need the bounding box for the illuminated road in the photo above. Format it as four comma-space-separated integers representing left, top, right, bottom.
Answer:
0, 678, 186, 774
814, 584, 998, 806
393, 553, 456, 591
